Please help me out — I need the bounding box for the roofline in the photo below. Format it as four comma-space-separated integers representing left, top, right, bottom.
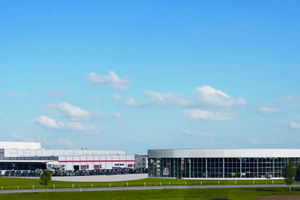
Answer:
148, 149, 300, 158
148, 148, 300, 151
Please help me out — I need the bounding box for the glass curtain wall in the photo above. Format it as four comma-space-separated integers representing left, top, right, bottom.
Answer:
148, 157, 300, 178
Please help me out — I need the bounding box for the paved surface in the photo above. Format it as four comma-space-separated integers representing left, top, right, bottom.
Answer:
52, 174, 148, 182
0, 184, 299, 194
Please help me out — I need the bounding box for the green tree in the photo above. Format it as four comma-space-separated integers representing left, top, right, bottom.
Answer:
296, 164, 300, 182
40, 170, 52, 187
283, 163, 296, 192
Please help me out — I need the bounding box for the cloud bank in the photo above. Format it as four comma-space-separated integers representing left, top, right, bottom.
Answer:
88, 71, 131, 90
126, 85, 246, 107
48, 102, 90, 120
12, 133, 73, 147
260, 107, 280, 114
291, 122, 300, 129
182, 109, 232, 121
33, 115, 96, 131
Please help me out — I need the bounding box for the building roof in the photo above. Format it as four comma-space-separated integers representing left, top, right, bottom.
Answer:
148, 149, 300, 158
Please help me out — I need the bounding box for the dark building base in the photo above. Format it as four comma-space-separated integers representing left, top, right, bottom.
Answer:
0, 162, 46, 170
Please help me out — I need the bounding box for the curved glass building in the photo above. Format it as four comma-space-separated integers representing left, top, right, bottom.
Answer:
148, 149, 300, 179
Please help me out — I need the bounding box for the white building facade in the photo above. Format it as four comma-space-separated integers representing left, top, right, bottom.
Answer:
0, 142, 136, 170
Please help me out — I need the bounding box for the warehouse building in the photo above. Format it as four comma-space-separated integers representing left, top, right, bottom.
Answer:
135, 154, 148, 169
0, 142, 138, 171
148, 149, 300, 179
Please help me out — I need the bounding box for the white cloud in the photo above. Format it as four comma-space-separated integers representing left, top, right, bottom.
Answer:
111, 94, 122, 101
290, 122, 300, 129
34, 115, 63, 129
88, 71, 131, 90
182, 129, 215, 137
64, 121, 95, 131
235, 98, 247, 106
11, 133, 35, 142
193, 85, 246, 106
12, 134, 73, 147
48, 102, 90, 120
261, 95, 300, 109
144, 91, 192, 106
47, 102, 120, 121
8, 91, 31, 97
260, 107, 280, 114
182, 109, 231, 121
33, 116, 95, 132
125, 97, 139, 106
125, 85, 246, 107
57, 102, 90, 119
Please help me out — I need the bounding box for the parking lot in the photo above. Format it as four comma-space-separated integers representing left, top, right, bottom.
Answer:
52, 173, 148, 182
0, 168, 148, 178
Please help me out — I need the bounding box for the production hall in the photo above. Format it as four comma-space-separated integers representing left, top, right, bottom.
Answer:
148, 149, 300, 179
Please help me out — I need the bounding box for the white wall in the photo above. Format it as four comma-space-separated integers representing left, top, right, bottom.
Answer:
0, 141, 136, 170
4, 149, 126, 157
57, 154, 136, 170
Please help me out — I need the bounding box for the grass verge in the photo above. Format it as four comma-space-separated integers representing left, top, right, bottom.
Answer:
0, 177, 286, 190
0, 187, 300, 200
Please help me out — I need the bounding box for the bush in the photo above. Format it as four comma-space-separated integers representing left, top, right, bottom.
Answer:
40, 170, 52, 186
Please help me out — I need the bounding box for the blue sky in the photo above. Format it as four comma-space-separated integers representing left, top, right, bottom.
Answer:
1, 0, 300, 154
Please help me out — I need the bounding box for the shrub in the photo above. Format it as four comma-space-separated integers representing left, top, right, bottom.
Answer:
40, 170, 52, 186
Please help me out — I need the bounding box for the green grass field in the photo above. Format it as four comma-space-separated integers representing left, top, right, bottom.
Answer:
0, 187, 300, 200
0, 177, 286, 190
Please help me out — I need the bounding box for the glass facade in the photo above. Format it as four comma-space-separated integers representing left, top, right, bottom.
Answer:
149, 157, 300, 178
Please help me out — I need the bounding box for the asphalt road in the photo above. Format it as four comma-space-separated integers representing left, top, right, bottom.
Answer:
52, 174, 148, 182
0, 184, 300, 194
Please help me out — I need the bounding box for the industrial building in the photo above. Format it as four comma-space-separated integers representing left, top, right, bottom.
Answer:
148, 149, 300, 179
134, 154, 148, 169
0, 141, 143, 171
